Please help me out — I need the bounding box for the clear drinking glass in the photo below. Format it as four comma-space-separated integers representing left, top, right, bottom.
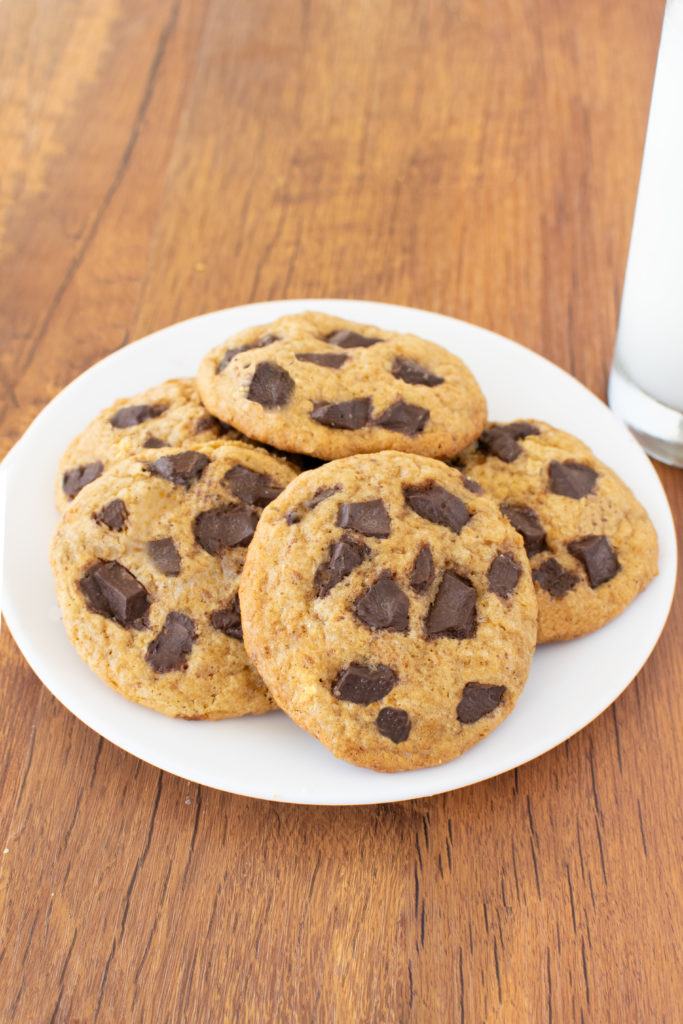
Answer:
608, 0, 683, 467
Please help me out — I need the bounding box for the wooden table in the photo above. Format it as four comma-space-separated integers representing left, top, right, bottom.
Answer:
1, 1, 680, 1020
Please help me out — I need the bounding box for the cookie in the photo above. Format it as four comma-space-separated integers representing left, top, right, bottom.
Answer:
456, 420, 658, 642
50, 441, 298, 719
196, 311, 487, 461
56, 378, 248, 511
239, 451, 537, 772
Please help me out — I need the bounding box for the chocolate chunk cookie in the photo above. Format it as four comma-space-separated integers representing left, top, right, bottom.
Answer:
50, 441, 297, 718
239, 451, 537, 771
56, 378, 250, 512
457, 420, 658, 642
196, 312, 487, 461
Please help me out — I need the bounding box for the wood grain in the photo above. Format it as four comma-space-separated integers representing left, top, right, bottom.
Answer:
1, 1, 680, 1021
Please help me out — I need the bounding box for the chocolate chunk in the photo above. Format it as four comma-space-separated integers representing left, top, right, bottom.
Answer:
216, 333, 280, 373
310, 398, 371, 430
457, 682, 506, 724
325, 329, 383, 348
142, 436, 167, 449
79, 561, 150, 627
332, 663, 397, 704
391, 357, 444, 387
315, 534, 369, 598
217, 346, 247, 373
62, 461, 104, 500
146, 612, 195, 673
193, 504, 259, 554
309, 485, 340, 507
147, 538, 181, 576
148, 451, 210, 486
532, 558, 579, 598
247, 362, 294, 408
410, 545, 435, 593
295, 352, 348, 368
285, 485, 341, 525
500, 503, 546, 557
109, 403, 167, 429
210, 595, 243, 640
94, 499, 127, 532
223, 465, 282, 507
487, 553, 521, 599
376, 707, 411, 743
404, 483, 470, 533
478, 421, 540, 463
374, 400, 429, 436
548, 460, 598, 500
425, 571, 477, 639
194, 414, 221, 434
337, 499, 390, 537
567, 535, 620, 588
354, 571, 410, 632
461, 475, 483, 494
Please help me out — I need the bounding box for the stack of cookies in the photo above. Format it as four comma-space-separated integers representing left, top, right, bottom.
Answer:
50, 312, 658, 772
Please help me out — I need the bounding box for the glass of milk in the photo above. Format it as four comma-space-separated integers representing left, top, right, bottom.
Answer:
608, 0, 683, 467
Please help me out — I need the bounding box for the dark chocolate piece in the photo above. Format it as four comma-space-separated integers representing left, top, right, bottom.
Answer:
308, 485, 340, 507
223, 465, 282, 507
79, 561, 150, 627
403, 483, 470, 533
193, 504, 259, 554
142, 436, 167, 449
147, 451, 210, 486
376, 707, 411, 743
457, 682, 506, 724
285, 485, 341, 525
548, 460, 598, 500
354, 571, 410, 633
332, 663, 397, 704
567, 535, 620, 588
310, 398, 372, 430
216, 333, 279, 374
410, 545, 435, 593
109, 403, 167, 429
337, 499, 390, 537
487, 553, 522, 599
147, 538, 182, 576
194, 414, 221, 434
374, 400, 429, 436
461, 475, 483, 494
315, 534, 369, 598
62, 461, 104, 500
217, 346, 247, 373
391, 357, 444, 387
146, 612, 196, 673
325, 329, 383, 348
295, 352, 348, 368
532, 558, 579, 598
210, 595, 243, 640
478, 421, 540, 463
247, 362, 294, 408
425, 571, 477, 639
500, 503, 546, 557
94, 499, 127, 532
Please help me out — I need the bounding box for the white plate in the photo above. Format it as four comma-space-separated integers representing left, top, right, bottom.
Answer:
1, 300, 677, 804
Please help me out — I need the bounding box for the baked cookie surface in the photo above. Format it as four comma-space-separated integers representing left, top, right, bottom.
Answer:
50, 441, 297, 719
56, 378, 247, 511
240, 451, 537, 772
196, 312, 487, 460
456, 420, 658, 642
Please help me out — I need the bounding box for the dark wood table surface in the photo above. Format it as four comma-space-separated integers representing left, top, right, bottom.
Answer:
1, 1, 680, 1020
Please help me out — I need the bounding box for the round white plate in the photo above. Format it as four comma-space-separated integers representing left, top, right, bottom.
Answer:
1, 300, 677, 804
